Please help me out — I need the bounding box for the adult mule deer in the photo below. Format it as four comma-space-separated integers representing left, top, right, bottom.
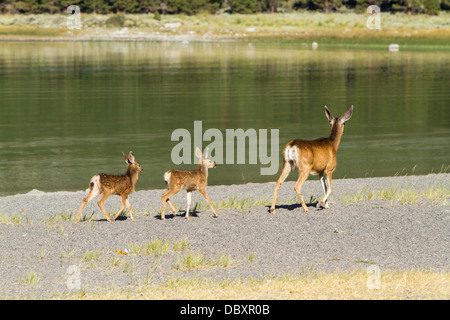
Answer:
270, 105, 353, 214
75, 151, 143, 222
161, 147, 217, 220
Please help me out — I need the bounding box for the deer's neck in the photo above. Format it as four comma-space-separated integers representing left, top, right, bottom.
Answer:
126, 167, 140, 186
328, 123, 344, 151
197, 163, 208, 180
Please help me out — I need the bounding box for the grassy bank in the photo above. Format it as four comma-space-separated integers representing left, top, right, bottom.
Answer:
59, 270, 449, 299
0, 12, 449, 48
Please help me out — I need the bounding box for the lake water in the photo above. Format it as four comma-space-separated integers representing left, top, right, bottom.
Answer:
0, 41, 448, 196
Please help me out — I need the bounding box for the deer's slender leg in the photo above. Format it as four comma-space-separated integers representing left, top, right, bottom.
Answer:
97, 190, 112, 222
199, 188, 217, 217
166, 199, 177, 214
185, 191, 192, 219
270, 160, 291, 214
317, 173, 330, 209
76, 183, 101, 222
76, 192, 97, 222
113, 194, 127, 220
318, 171, 332, 208
161, 188, 178, 220
125, 198, 134, 221
294, 167, 311, 212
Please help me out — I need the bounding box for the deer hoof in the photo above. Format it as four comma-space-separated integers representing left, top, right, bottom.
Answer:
316, 202, 329, 209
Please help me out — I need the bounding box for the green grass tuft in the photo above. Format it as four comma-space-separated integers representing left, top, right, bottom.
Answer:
18, 270, 40, 285
340, 183, 449, 205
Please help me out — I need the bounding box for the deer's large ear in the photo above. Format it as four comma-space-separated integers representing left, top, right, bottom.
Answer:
203, 147, 209, 159
128, 151, 135, 164
123, 152, 129, 164
339, 105, 354, 124
324, 105, 333, 123
195, 146, 202, 159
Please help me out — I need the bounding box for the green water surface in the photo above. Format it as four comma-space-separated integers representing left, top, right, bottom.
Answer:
0, 41, 448, 195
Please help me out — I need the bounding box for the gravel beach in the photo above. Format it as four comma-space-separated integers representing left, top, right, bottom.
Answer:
0, 173, 448, 299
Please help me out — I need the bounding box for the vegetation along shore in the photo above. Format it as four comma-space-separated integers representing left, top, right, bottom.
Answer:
0, 7, 448, 48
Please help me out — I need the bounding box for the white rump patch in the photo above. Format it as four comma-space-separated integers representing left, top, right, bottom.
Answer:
164, 171, 171, 183
284, 146, 298, 162
89, 175, 101, 197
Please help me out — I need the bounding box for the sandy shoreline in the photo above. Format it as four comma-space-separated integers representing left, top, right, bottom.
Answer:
0, 173, 447, 220
0, 29, 237, 42
0, 174, 448, 298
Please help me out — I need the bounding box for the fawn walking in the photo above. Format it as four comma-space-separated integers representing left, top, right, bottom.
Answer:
75, 151, 143, 222
161, 147, 217, 220
270, 105, 354, 214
